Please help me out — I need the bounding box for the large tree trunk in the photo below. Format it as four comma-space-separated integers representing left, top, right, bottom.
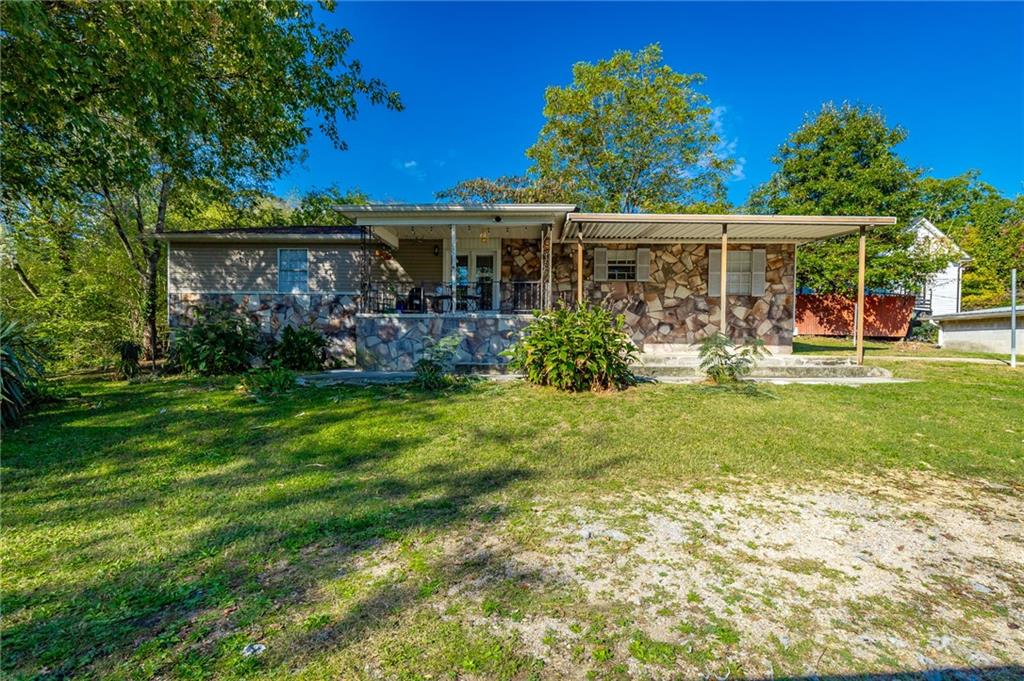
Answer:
142, 245, 160, 364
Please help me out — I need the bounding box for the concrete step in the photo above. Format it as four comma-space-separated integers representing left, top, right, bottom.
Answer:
632, 363, 890, 379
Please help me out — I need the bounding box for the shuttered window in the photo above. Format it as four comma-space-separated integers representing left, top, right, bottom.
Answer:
708, 249, 768, 296
594, 248, 650, 282
278, 248, 309, 293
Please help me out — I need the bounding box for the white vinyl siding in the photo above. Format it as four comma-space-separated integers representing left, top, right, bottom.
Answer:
708, 249, 767, 296
278, 248, 309, 293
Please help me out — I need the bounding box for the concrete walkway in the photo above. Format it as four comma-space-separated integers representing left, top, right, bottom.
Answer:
801, 354, 1013, 366
298, 369, 913, 388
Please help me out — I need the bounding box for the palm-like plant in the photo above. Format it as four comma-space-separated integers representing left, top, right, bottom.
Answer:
698, 332, 769, 384
1, 317, 45, 428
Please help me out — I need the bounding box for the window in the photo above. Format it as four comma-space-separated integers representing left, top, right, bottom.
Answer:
595, 248, 650, 282
727, 250, 752, 294
278, 248, 308, 293
709, 249, 766, 296
606, 249, 636, 281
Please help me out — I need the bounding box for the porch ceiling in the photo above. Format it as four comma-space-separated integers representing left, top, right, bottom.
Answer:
564, 213, 898, 244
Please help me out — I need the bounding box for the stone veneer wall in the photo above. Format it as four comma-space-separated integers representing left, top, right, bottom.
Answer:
168, 292, 359, 366
551, 243, 796, 350
356, 313, 533, 371
500, 239, 543, 281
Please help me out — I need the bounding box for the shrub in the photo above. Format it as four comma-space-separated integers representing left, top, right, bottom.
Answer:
238, 360, 295, 398
504, 303, 637, 391
1, 317, 46, 428
698, 333, 769, 383
113, 339, 142, 379
414, 333, 463, 390
271, 325, 327, 371
171, 308, 258, 376
907, 320, 939, 344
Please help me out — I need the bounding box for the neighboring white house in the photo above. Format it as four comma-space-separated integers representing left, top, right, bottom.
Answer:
911, 217, 970, 316
933, 306, 1022, 355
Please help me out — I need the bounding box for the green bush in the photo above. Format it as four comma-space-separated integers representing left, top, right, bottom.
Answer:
414, 333, 463, 391
270, 325, 327, 371
170, 308, 258, 376
238, 360, 296, 398
907, 320, 939, 344
1, 317, 46, 428
698, 333, 769, 383
504, 303, 637, 391
113, 339, 142, 379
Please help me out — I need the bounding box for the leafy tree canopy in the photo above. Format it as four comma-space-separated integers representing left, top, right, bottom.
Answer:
525, 44, 734, 213
748, 102, 955, 293
2, 0, 401, 202
916, 173, 1024, 308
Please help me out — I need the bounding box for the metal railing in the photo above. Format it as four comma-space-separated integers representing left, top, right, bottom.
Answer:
363, 280, 557, 314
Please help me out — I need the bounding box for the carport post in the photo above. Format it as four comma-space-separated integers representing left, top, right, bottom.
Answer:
720, 225, 729, 336
856, 225, 867, 365
576, 227, 584, 306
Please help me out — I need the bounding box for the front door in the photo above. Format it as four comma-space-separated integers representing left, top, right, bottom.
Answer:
473, 254, 496, 310
454, 252, 498, 311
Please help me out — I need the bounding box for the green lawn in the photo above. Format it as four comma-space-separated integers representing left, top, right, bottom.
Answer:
3, 362, 1022, 679
794, 334, 1010, 360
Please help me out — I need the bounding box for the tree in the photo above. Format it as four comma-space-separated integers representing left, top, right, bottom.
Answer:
748, 102, 954, 293
916, 173, 1024, 308
2, 2, 401, 359
525, 44, 734, 213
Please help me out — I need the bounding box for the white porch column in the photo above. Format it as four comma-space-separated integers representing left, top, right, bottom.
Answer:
450, 223, 458, 291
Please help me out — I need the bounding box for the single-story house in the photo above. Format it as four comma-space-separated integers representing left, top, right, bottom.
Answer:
933, 306, 1022, 355
162, 204, 896, 370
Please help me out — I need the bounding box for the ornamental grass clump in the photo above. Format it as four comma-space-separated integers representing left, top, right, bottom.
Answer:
505, 303, 637, 392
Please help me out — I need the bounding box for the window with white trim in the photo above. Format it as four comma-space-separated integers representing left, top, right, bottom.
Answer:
594, 248, 651, 282
278, 248, 309, 293
709, 249, 767, 296
606, 249, 637, 280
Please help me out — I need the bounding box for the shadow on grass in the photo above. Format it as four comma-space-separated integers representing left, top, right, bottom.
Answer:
1, 377, 544, 676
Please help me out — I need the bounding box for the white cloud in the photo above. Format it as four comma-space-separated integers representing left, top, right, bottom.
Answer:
709, 105, 745, 183
392, 159, 426, 181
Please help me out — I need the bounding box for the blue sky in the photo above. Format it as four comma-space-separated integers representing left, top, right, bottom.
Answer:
273, 1, 1024, 207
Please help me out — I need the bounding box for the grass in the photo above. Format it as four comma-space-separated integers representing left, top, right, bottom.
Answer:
793, 334, 1010, 360
2, 360, 1023, 678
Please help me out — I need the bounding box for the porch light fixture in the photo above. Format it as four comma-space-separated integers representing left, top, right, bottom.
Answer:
433, 244, 440, 256
480, 226, 490, 244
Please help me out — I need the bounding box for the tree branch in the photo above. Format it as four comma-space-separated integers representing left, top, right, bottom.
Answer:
101, 185, 145, 276
12, 261, 41, 299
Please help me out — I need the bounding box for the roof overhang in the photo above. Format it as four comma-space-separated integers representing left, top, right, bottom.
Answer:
564, 213, 898, 244
932, 306, 1021, 322
157, 230, 368, 244
337, 203, 577, 231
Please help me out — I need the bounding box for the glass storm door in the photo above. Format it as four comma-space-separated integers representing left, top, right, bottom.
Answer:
472, 254, 496, 310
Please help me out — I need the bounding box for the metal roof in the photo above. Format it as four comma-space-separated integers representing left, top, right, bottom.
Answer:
337, 203, 577, 229
564, 213, 898, 244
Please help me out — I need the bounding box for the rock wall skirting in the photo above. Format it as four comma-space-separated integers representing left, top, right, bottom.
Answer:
168, 292, 359, 366
356, 313, 533, 371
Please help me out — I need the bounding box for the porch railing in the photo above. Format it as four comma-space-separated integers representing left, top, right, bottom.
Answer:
363, 280, 550, 314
